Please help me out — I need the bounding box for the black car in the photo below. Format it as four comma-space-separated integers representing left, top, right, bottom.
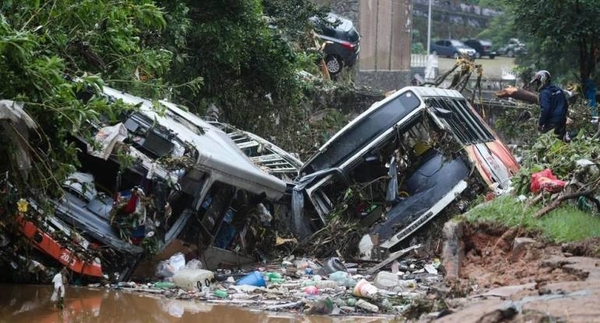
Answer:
464, 39, 496, 59
312, 13, 360, 76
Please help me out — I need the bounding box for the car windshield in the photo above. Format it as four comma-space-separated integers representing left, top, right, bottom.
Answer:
450, 40, 466, 47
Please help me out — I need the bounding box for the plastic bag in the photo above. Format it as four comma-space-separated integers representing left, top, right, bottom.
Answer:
530, 169, 566, 193
184, 259, 203, 270
155, 252, 186, 278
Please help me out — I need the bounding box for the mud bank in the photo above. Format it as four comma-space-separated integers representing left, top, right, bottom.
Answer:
431, 222, 600, 323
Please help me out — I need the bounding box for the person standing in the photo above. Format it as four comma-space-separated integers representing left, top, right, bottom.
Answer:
530, 70, 569, 139
51, 267, 68, 309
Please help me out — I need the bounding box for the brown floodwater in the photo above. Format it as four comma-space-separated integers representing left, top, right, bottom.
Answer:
0, 285, 394, 323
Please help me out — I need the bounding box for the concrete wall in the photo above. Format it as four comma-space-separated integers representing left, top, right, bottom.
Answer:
313, 0, 413, 92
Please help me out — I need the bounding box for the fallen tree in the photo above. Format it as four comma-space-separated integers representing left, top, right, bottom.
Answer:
495, 86, 539, 104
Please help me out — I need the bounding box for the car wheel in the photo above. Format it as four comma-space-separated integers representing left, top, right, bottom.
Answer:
507, 49, 515, 58
489, 55, 495, 59
453, 52, 460, 59
475, 52, 481, 59
325, 55, 343, 75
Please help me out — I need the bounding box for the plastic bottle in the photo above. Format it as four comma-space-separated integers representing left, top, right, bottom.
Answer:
373, 271, 399, 290
152, 281, 176, 289
213, 290, 228, 299
314, 280, 338, 289
264, 272, 282, 281
301, 280, 317, 287
172, 268, 215, 291
356, 299, 379, 313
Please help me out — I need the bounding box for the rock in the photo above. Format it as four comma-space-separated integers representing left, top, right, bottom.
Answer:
442, 221, 465, 281
510, 237, 537, 262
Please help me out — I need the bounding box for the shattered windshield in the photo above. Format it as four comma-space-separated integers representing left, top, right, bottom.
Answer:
304, 91, 421, 173
123, 112, 175, 158
426, 97, 494, 144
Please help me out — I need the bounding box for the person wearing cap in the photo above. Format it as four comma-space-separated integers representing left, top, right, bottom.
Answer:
530, 70, 569, 139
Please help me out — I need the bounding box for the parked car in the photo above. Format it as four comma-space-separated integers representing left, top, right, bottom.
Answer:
430, 39, 476, 58
312, 13, 360, 76
293, 86, 519, 253
463, 39, 496, 59
498, 38, 526, 57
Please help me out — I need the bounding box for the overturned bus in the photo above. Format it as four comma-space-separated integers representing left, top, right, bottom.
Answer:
1, 86, 289, 282
293, 86, 519, 255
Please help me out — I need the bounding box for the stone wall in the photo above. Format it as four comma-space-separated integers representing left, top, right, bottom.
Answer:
312, 0, 496, 91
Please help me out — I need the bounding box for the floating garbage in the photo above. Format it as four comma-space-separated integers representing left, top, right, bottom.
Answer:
100, 254, 443, 318
356, 299, 379, 313
172, 268, 215, 291
329, 271, 356, 287
373, 271, 399, 290
320, 257, 346, 275
236, 271, 267, 287
353, 279, 378, 298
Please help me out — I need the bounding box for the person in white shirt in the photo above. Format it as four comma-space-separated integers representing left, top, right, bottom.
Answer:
51, 267, 68, 309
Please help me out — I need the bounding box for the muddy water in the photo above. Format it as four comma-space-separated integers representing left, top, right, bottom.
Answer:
0, 285, 392, 323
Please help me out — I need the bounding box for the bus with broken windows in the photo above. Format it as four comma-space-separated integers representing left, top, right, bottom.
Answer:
292, 86, 519, 255
0, 86, 289, 282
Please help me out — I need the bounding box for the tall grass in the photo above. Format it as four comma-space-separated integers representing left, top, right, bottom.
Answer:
464, 195, 600, 242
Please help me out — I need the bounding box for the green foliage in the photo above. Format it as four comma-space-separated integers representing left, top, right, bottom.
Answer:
465, 195, 600, 242
412, 42, 426, 55
505, 0, 600, 83
154, 0, 324, 154
0, 1, 171, 194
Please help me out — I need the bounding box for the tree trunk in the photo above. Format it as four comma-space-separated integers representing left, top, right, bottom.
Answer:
494, 87, 538, 104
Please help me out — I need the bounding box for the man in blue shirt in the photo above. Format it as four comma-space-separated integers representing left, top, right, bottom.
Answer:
530, 70, 568, 139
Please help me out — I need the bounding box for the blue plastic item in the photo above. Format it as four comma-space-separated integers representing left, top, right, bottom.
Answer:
236, 271, 266, 287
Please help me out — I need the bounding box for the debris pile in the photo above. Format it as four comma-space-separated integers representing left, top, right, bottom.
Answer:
93, 252, 449, 318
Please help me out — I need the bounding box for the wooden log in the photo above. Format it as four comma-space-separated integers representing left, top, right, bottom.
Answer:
495, 87, 539, 105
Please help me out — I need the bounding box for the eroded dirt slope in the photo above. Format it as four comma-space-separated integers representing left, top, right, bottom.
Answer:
430, 223, 600, 323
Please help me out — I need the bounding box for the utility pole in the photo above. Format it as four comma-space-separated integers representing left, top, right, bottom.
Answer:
426, 0, 432, 54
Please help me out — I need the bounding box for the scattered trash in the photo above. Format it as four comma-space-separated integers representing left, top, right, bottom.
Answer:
153, 281, 176, 289
353, 279, 378, 298
156, 253, 187, 278
304, 285, 319, 295
306, 298, 334, 315
356, 299, 379, 313
320, 257, 346, 275
172, 268, 215, 291
236, 271, 266, 287
424, 264, 438, 275
94, 253, 444, 318
212, 290, 228, 299
185, 259, 203, 270
329, 271, 356, 287
373, 271, 399, 290
530, 169, 567, 193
